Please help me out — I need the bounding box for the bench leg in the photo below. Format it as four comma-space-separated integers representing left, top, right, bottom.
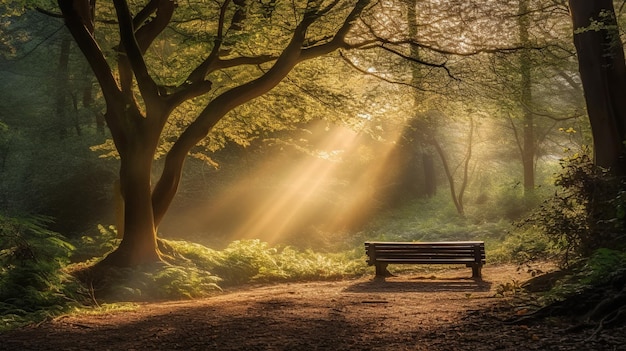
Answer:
471, 264, 482, 279
375, 263, 393, 277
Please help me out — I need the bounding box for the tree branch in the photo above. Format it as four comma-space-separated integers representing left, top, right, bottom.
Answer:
184, 0, 231, 85
339, 51, 442, 92
134, 0, 176, 54
57, 0, 124, 139
112, 0, 160, 109
378, 44, 457, 79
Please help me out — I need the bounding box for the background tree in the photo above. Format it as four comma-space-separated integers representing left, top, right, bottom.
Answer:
340, 0, 584, 216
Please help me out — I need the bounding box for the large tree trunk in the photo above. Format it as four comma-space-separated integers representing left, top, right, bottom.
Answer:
569, 0, 626, 175
104, 138, 162, 266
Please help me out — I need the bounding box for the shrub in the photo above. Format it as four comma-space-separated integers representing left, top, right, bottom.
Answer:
488, 228, 554, 264
521, 151, 626, 264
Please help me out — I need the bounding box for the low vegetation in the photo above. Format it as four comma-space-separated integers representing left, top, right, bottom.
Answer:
0, 215, 87, 330
0, 196, 530, 331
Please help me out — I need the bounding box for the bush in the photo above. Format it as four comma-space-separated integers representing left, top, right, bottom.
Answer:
521, 151, 626, 264
489, 228, 554, 264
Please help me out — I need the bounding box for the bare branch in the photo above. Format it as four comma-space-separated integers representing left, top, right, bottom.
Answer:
378, 44, 457, 79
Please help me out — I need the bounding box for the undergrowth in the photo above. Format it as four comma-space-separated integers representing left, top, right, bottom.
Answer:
0, 215, 87, 331
0, 220, 372, 330
166, 239, 365, 286
0, 186, 567, 331
542, 248, 626, 301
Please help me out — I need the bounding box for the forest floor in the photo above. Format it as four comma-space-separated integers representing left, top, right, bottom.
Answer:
1, 264, 625, 350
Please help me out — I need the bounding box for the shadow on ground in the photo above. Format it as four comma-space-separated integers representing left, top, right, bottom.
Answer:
345, 276, 492, 293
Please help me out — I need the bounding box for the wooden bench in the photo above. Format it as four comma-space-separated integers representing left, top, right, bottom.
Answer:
364, 241, 486, 279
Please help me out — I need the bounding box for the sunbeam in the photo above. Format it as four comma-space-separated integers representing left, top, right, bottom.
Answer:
168, 118, 410, 248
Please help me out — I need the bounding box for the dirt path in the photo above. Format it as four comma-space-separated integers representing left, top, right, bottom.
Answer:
1, 265, 625, 350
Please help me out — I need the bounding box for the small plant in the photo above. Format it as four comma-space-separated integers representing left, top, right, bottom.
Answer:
70, 224, 120, 262
489, 228, 554, 264
494, 279, 523, 297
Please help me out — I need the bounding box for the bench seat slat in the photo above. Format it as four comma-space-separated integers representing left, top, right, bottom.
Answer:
367, 250, 485, 255
366, 242, 481, 245
375, 258, 478, 264
372, 255, 485, 260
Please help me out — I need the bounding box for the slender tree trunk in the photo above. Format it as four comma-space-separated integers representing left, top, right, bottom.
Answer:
431, 138, 464, 216
430, 118, 474, 217
569, 0, 626, 175
457, 118, 474, 208
55, 33, 72, 139
519, 0, 535, 193
408, 0, 437, 197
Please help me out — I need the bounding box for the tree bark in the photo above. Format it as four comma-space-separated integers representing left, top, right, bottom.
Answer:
569, 0, 626, 175
104, 143, 162, 266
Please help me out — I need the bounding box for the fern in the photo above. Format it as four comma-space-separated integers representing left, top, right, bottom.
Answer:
0, 214, 87, 330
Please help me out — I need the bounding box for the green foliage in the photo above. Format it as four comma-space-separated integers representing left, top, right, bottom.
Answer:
538, 248, 626, 302
357, 193, 512, 243
577, 248, 626, 286
88, 262, 223, 301
521, 151, 626, 264
0, 214, 86, 330
166, 239, 366, 287
70, 224, 120, 262
489, 228, 554, 264
470, 183, 545, 222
